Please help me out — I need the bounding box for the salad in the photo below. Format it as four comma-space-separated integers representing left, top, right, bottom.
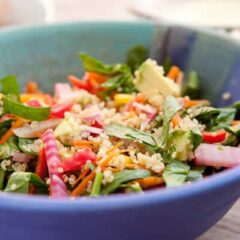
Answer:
0, 46, 239, 198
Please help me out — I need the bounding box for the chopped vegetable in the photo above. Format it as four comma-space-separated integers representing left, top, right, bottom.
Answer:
203, 130, 226, 144
0, 75, 20, 100
90, 172, 103, 197
3, 96, 50, 121
102, 169, 151, 195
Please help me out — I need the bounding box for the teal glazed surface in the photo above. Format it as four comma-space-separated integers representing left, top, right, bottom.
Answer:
0, 22, 240, 240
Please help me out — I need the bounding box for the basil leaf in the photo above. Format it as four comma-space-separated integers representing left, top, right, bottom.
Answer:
126, 45, 147, 72
80, 53, 122, 75
18, 138, 38, 156
0, 168, 5, 190
163, 160, 190, 187
3, 96, 50, 121
187, 166, 205, 182
211, 108, 236, 131
0, 75, 20, 101
183, 71, 201, 99
4, 172, 47, 194
102, 169, 151, 195
159, 96, 181, 147
105, 123, 158, 147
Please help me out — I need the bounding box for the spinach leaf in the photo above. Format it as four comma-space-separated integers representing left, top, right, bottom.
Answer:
126, 45, 147, 72
191, 106, 220, 123
211, 108, 236, 131
4, 172, 47, 194
0, 168, 5, 190
183, 71, 201, 99
163, 160, 190, 187
80, 53, 122, 75
159, 96, 181, 147
102, 169, 151, 195
18, 138, 38, 156
0, 137, 19, 160
187, 166, 205, 182
191, 130, 203, 150
105, 123, 158, 147
0, 75, 20, 101
3, 96, 50, 121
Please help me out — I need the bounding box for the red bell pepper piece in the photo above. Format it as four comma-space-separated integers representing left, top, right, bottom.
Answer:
61, 148, 96, 172
68, 75, 93, 92
202, 130, 226, 144
51, 103, 73, 118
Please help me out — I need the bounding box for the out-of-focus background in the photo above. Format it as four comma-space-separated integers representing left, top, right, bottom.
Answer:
1, 0, 240, 239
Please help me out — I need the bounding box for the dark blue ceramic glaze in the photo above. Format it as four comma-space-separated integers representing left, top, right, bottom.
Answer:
0, 22, 240, 240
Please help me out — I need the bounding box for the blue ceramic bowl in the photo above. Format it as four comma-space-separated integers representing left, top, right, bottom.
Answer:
0, 22, 240, 240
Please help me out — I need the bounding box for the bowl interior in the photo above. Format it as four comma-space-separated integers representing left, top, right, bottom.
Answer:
0, 22, 240, 107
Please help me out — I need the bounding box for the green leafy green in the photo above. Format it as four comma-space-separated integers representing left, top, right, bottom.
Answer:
159, 96, 181, 147
163, 160, 190, 187
0, 75, 20, 100
191, 130, 203, 150
4, 172, 47, 194
191, 106, 220, 123
102, 169, 151, 195
126, 45, 147, 72
187, 166, 205, 182
211, 108, 236, 131
0, 137, 19, 160
80, 52, 123, 75
80, 53, 136, 95
18, 138, 38, 156
163, 57, 172, 75
183, 71, 201, 99
0, 168, 5, 190
90, 172, 103, 197
3, 96, 50, 121
105, 123, 158, 147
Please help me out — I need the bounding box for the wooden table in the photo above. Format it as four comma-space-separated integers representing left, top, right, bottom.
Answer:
54, 1, 240, 239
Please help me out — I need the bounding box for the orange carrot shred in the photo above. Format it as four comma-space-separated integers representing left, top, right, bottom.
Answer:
185, 99, 210, 108
137, 177, 164, 189
73, 168, 90, 187
167, 66, 181, 81
26, 81, 38, 94
70, 171, 96, 196
0, 118, 24, 144
172, 113, 181, 127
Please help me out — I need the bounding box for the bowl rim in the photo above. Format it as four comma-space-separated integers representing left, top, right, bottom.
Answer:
0, 21, 240, 212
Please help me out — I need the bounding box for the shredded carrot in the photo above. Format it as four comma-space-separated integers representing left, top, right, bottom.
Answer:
73, 140, 96, 149
167, 66, 181, 81
87, 72, 108, 84
185, 99, 210, 108
176, 71, 183, 89
73, 168, 90, 187
172, 113, 181, 127
137, 176, 164, 189
126, 93, 146, 112
26, 81, 39, 94
70, 170, 96, 196
101, 166, 119, 172
99, 151, 121, 168
0, 118, 24, 144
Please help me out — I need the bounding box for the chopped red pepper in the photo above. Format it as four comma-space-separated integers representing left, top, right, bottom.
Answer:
202, 130, 226, 144
68, 75, 93, 92
35, 149, 48, 179
51, 103, 73, 118
61, 148, 96, 172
